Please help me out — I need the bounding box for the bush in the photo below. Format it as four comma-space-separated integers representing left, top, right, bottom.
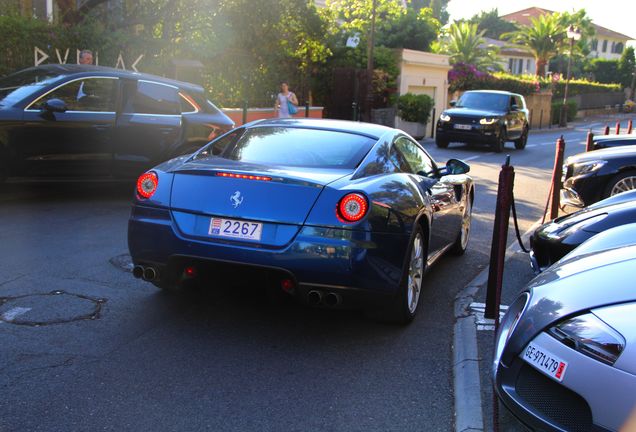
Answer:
547, 78, 622, 99
448, 65, 540, 95
551, 101, 578, 124
397, 93, 434, 124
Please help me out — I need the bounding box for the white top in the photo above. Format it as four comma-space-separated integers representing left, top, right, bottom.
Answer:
277, 92, 296, 118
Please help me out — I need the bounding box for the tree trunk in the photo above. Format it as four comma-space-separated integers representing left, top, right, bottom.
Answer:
536, 58, 547, 77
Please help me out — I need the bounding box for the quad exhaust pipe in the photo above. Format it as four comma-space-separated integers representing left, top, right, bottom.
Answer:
133, 265, 159, 282
307, 290, 342, 307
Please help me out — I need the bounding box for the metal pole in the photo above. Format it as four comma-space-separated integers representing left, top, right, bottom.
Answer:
539, 109, 543, 129
559, 37, 575, 127
305, 101, 310, 118
242, 99, 248, 125
430, 108, 436, 138
364, 0, 376, 123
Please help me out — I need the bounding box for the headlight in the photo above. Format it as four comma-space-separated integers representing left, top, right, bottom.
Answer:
548, 313, 625, 365
571, 160, 607, 176
479, 118, 498, 125
439, 113, 451, 122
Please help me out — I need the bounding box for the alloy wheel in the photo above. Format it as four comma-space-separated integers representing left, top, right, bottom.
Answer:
407, 232, 424, 314
610, 176, 636, 195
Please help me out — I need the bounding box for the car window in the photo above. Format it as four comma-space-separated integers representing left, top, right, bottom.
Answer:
193, 129, 244, 159
125, 81, 180, 115
513, 95, 523, 109
392, 137, 437, 177
31, 77, 118, 112
179, 92, 199, 113
215, 127, 375, 169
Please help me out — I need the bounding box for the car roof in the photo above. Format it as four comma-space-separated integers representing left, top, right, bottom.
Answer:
19, 64, 205, 94
243, 118, 395, 140
567, 144, 636, 163
464, 90, 521, 97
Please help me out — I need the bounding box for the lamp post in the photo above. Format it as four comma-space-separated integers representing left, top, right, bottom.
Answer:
559, 25, 581, 127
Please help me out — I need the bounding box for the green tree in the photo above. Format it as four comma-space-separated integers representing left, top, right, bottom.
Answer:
411, 0, 449, 25
503, 13, 564, 77
618, 46, 635, 87
433, 22, 500, 70
376, 7, 440, 51
467, 8, 518, 40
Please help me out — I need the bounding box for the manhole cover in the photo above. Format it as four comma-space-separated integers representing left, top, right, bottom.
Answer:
0, 291, 106, 326
110, 253, 133, 272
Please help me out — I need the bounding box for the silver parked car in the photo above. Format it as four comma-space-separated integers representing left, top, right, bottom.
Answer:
493, 223, 636, 431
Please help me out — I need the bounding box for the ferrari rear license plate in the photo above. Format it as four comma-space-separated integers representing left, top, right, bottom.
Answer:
522, 342, 568, 382
454, 124, 472, 130
208, 218, 263, 241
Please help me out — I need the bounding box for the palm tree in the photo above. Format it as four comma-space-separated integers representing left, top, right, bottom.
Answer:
433, 22, 500, 70
503, 14, 564, 77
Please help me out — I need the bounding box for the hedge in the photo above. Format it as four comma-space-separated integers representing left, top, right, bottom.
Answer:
551, 101, 578, 124
397, 93, 434, 124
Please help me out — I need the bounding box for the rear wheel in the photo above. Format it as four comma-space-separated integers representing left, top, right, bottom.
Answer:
603, 170, 636, 198
379, 226, 427, 324
514, 127, 528, 150
436, 137, 449, 148
450, 194, 472, 255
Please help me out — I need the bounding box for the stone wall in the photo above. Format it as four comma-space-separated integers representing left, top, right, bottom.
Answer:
525, 91, 552, 129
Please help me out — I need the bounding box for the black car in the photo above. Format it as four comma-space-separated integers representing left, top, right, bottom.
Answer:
0, 64, 234, 181
561, 146, 636, 208
593, 134, 636, 150
530, 189, 636, 272
435, 90, 529, 152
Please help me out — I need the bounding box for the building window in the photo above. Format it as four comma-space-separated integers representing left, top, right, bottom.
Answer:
508, 58, 514, 72
591, 39, 598, 51
602, 40, 608, 52
614, 42, 624, 54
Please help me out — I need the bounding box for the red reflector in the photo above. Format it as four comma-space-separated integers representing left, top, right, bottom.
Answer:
216, 172, 271, 181
136, 171, 158, 199
184, 266, 197, 278
281, 279, 295, 293
337, 193, 368, 222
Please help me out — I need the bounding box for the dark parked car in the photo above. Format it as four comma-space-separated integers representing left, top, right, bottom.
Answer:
530, 190, 636, 272
0, 64, 234, 181
561, 146, 636, 208
593, 134, 636, 150
435, 90, 529, 152
494, 224, 636, 432
128, 118, 474, 324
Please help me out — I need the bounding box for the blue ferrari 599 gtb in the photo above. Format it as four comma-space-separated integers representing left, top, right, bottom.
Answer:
128, 118, 474, 323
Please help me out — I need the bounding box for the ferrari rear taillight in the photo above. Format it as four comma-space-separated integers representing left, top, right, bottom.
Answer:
216, 172, 271, 181
136, 171, 158, 199
337, 193, 368, 222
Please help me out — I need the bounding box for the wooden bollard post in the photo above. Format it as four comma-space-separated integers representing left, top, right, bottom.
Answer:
585, 130, 594, 152
615, 121, 621, 135
549, 136, 566, 220
604, 125, 610, 135
628, 119, 633, 134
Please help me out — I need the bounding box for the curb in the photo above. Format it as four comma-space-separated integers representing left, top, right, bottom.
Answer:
453, 220, 541, 432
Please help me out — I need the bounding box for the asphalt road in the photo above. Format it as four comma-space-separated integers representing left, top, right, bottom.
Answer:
0, 116, 625, 431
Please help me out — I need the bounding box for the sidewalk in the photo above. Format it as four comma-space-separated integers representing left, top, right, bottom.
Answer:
453, 225, 539, 432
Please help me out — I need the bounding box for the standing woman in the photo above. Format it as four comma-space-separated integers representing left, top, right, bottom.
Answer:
275, 81, 299, 118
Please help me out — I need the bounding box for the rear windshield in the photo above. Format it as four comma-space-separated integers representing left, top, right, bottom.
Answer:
0, 69, 64, 106
217, 127, 376, 169
457, 92, 509, 111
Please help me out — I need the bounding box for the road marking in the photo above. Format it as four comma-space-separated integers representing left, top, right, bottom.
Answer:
469, 302, 509, 331
526, 144, 537, 148
1, 307, 31, 322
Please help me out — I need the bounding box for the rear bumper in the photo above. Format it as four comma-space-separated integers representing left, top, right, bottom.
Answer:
128, 205, 409, 299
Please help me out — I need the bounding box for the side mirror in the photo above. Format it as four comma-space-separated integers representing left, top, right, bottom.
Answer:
444, 158, 470, 176
43, 98, 67, 113
510, 104, 519, 111
449, 100, 457, 107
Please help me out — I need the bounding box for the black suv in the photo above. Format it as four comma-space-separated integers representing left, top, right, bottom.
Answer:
435, 90, 529, 152
0, 64, 234, 181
